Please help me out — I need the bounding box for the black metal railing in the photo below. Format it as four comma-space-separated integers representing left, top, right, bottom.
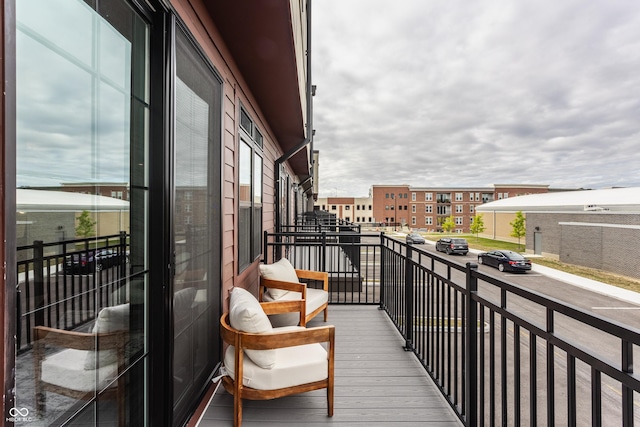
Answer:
16, 232, 129, 353
264, 230, 640, 426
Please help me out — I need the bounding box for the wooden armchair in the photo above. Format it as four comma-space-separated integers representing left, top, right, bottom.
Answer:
221, 287, 335, 427
33, 303, 129, 426
259, 258, 329, 327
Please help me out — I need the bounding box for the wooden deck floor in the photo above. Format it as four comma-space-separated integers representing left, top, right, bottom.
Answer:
197, 305, 463, 426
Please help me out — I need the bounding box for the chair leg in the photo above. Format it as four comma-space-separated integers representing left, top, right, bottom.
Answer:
324, 307, 328, 322
327, 386, 334, 417
234, 391, 243, 427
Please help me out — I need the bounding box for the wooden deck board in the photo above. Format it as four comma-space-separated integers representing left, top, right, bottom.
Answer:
198, 305, 463, 426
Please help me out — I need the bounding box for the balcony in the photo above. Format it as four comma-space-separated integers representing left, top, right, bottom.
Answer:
17, 229, 640, 425
201, 229, 640, 426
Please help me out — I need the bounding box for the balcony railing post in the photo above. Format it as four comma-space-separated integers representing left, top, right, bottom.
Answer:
33, 240, 45, 327
465, 262, 479, 426
379, 232, 385, 309
321, 231, 327, 272
404, 244, 414, 351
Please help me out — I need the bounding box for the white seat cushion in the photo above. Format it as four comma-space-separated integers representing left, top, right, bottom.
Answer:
224, 330, 328, 390
263, 288, 328, 327
43, 348, 118, 392
228, 287, 275, 369
259, 258, 300, 299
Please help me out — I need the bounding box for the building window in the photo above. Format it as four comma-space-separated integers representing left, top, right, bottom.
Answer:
475, 192, 480, 201
386, 193, 389, 198
455, 193, 463, 201
455, 217, 463, 225
412, 192, 416, 201
456, 205, 463, 213
425, 217, 433, 225
238, 108, 263, 272
425, 205, 432, 213
331, 205, 337, 210
437, 205, 450, 215
412, 217, 416, 225
470, 205, 475, 213
425, 192, 433, 201
345, 205, 350, 210
412, 205, 416, 213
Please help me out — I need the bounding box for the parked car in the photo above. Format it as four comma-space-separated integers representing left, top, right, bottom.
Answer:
406, 233, 426, 244
435, 237, 469, 255
64, 249, 127, 274
477, 250, 531, 272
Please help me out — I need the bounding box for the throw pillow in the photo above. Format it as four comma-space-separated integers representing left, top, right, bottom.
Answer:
228, 287, 276, 369
259, 258, 299, 299
84, 303, 129, 370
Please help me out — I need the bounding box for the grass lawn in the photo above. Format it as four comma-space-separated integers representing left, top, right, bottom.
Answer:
425, 233, 640, 293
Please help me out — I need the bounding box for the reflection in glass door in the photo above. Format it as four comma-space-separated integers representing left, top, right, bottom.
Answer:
172, 27, 222, 425
16, 0, 149, 425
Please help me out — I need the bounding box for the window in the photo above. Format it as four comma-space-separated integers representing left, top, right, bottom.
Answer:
345, 205, 350, 210
412, 205, 416, 213
412, 217, 416, 225
425, 192, 433, 201
455, 217, 463, 225
455, 193, 463, 201
425, 217, 433, 225
332, 205, 337, 210
456, 205, 463, 213
470, 205, 475, 213
425, 205, 432, 213
411, 192, 416, 201
475, 192, 480, 201
238, 108, 263, 271
437, 205, 450, 215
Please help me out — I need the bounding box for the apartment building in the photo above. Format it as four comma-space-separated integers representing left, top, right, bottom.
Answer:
374, 184, 549, 232
315, 196, 374, 223
316, 184, 550, 231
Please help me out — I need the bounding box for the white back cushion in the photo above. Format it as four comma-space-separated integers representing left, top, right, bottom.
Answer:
259, 258, 299, 299
84, 303, 129, 370
228, 287, 276, 369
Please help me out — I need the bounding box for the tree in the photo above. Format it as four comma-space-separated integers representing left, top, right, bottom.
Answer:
76, 210, 96, 237
441, 215, 456, 233
510, 211, 526, 250
469, 214, 485, 241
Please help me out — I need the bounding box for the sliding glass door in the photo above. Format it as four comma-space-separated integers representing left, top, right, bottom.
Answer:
172, 26, 222, 425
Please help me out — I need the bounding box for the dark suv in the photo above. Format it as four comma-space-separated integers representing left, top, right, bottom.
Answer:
435, 237, 469, 255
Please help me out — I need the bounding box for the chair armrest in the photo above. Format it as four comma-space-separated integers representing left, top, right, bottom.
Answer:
259, 300, 305, 316
295, 269, 329, 292
33, 326, 127, 350
242, 325, 335, 350
220, 314, 334, 350
260, 278, 306, 294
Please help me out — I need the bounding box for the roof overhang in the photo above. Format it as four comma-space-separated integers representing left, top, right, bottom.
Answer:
205, 1, 310, 177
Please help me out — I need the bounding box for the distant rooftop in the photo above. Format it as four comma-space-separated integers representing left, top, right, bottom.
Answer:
477, 187, 640, 212
17, 189, 130, 212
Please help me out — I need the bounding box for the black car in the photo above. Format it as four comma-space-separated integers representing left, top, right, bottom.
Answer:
64, 249, 127, 274
435, 237, 469, 255
477, 250, 531, 272
406, 233, 426, 244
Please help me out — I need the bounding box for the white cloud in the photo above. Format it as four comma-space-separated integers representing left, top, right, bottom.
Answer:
313, 0, 640, 196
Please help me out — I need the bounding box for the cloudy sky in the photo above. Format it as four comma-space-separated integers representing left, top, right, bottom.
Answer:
312, 0, 640, 197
